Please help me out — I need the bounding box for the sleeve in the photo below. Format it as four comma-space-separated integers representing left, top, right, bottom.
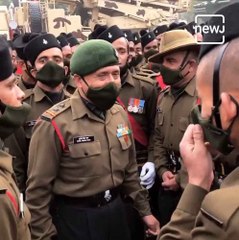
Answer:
153, 108, 169, 178
26, 119, 62, 240
144, 83, 158, 163
159, 184, 208, 240
0, 194, 18, 240
120, 112, 152, 217
4, 127, 28, 193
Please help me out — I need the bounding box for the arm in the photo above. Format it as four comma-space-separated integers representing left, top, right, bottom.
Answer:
26, 119, 61, 240
0, 194, 18, 240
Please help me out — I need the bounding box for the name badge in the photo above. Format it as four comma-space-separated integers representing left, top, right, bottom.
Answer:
73, 135, 94, 144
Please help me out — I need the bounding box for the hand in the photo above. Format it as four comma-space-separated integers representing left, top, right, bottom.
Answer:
140, 162, 156, 189
162, 175, 179, 191
179, 124, 214, 191
162, 170, 174, 182
142, 215, 160, 236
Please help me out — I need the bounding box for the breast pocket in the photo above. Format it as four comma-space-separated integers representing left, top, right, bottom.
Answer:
118, 135, 132, 150
68, 140, 101, 158
179, 117, 189, 132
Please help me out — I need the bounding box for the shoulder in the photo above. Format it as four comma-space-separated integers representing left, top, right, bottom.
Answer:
200, 186, 239, 229
131, 72, 155, 86
41, 98, 71, 122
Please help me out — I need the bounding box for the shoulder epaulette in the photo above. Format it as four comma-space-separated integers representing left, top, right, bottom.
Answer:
41, 98, 71, 122
132, 72, 155, 85
23, 88, 34, 100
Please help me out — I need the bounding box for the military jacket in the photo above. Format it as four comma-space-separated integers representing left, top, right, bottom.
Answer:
0, 148, 31, 240
26, 90, 151, 240
159, 167, 239, 240
4, 84, 70, 193
154, 78, 197, 185
118, 71, 158, 164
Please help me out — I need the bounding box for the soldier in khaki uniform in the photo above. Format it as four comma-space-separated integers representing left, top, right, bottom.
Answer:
4, 33, 70, 193
0, 37, 31, 240
97, 25, 158, 240
13, 34, 37, 91
158, 3, 239, 240
26, 39, 159, 240
149, 30, 199, 226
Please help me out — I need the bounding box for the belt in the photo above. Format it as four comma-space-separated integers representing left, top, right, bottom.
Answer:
54, 187, 120, 208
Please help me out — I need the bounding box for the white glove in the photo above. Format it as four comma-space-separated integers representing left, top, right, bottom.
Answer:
140, 162, 156, 189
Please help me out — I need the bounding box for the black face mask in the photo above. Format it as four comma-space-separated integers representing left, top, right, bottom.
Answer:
0, 102, 31, 140
36, 61, 65, 88
144, 49, 158, 61
129, 54, 144, 68
191, 42, 236, 155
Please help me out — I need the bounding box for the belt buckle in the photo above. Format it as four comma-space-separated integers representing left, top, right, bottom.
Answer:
104, 190, 112, 202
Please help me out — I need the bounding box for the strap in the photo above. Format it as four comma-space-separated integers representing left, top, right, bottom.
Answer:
6, 190, 19, 215
156, 75, 167, 90
117, 97, 148, 147
51, 120, 69, 152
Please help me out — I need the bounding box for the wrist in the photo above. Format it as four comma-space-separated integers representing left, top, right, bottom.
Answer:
188, 177, 212, 191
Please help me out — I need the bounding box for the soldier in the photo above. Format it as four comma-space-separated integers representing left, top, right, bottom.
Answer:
149, 29, 199, 226
141, 31, 158, 55
0, 37, 31, 240
56, 34, 76, 94
123, 29, 136, 61
26, 39, 160, 240
66, 33, 80, 53
97, 25, 158, 240
4, 33, 70, 194
13, 34, 37, 91
153, 25, 168, 47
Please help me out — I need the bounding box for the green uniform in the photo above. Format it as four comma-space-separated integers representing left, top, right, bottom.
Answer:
64, 75, 77, 94
159, 167, 239, 240
154, 78, 197, 187
4, 85, 70, 193
119, 71, 158, 165
0, 145, 31, 240
26, 90, 151, 240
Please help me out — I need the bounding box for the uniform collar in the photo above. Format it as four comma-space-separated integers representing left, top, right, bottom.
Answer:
33, 85, 48, 102
123, 70, 135, 87
71, 90, 119, 122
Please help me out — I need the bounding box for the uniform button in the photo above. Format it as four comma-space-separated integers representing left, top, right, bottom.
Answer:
84, 152, 88, 156
170, 123, 173, 127
170, 144, 173, 146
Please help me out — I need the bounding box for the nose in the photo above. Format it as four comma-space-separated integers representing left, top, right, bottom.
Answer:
16, 85, 25, 101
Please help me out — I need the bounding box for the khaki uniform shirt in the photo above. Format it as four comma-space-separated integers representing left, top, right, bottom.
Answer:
26, 90, 151, 240
4, 85, 70, 193
159, 167, 239, 240
119, 71, 158, 164
0, 147, 31, 240
154, 78, 197, 187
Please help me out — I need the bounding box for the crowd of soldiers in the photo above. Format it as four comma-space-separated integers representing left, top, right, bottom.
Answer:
0, 2, 239, 240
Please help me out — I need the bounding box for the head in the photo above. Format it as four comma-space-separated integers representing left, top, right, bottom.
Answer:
191, 2, 239, 155
97, 25, 130, 78
143, 39, 159, 53
0, 37, 30, 139
141, 31, 158, 54
71, 40, 120, 110
149, 30, 199, 87
24, 34, 67, 90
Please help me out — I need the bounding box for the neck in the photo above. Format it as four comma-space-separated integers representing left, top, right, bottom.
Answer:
37, 81, 63, 93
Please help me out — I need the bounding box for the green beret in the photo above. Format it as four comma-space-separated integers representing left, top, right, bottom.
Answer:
70, 39, 119, 76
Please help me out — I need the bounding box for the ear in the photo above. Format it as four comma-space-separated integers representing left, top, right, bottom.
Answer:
127, 54, 132, 64
73, 75, 83, 89
220, 92, 237, 127
30, 68, 37, 78
188, 59, 197, 72
64, 65, 68, 75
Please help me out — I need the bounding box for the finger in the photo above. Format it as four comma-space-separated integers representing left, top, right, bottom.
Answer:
141, 173, 152, 181
147, 228, 159, 236
192, 124, 205, 146
180, 124, 195, 150
162, 181, 171, 187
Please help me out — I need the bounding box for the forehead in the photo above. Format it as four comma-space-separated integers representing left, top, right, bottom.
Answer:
112, 37, 128, 49
0, 73, 15, 87
36, 47, 63, 59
